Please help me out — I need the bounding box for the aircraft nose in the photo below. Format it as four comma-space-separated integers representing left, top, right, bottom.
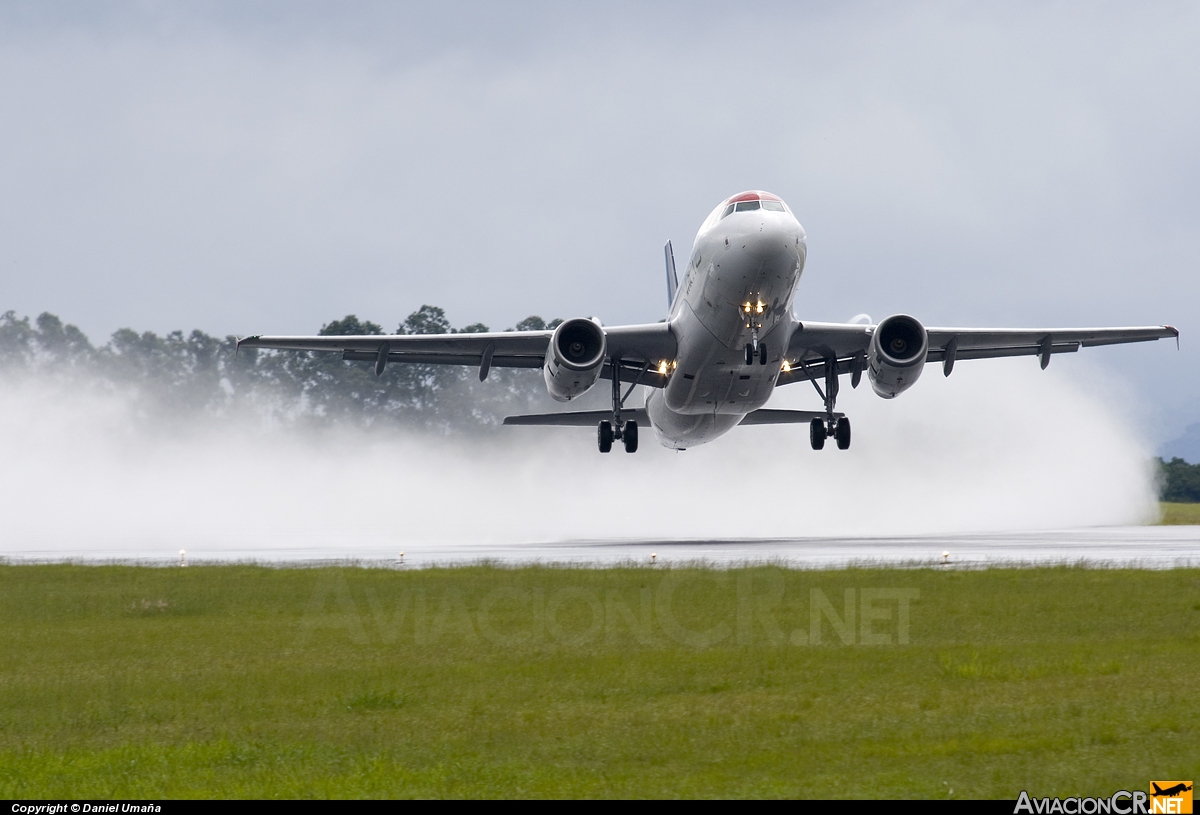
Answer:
738, 222, 794, 260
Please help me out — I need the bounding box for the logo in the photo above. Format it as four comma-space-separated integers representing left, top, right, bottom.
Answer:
1150, 782, 1193, 815
1015, 787, 1192, 814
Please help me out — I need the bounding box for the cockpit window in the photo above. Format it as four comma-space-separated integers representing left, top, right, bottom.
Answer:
718, 195, 788, 221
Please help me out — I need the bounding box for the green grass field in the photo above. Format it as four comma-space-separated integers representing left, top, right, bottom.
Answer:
1160, 502, 1200, 525
0, 563, 1197, 798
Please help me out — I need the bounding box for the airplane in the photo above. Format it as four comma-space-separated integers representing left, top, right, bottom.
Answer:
1152, 783, 1193, 797
237, 190, 1178, 454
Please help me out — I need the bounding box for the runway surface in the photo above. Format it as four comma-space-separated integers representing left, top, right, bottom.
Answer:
2, 526, 1197, 568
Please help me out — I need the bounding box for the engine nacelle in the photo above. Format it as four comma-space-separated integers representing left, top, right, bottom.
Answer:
543, 318, 607, 402
868, 314, 928, 399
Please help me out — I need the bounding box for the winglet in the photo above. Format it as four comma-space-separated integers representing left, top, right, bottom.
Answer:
234, 335, 260, 359
664, 241, 678, 309
1168, 325, 1179, 350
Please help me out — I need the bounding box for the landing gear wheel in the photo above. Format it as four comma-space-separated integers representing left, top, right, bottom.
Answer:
810, 418, 826, 450
745, 344, 754, 366
597, 421, 613, 453
623, 421, 639, 453
759, 343, 768, 365
836, 417, 851, 450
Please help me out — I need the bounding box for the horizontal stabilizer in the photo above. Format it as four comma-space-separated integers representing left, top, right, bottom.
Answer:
504, 409, 649, 427
738, 409, 842, 425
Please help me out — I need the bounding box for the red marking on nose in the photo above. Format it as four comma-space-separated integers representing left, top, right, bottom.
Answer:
726, 190, 784, 204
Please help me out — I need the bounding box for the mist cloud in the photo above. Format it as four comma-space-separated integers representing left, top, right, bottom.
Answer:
0, 357, 1158, 562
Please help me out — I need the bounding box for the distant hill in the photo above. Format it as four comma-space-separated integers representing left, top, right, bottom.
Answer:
1160, 423, 1200, 465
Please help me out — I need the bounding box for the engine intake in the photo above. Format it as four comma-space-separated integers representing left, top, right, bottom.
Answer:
868, 314, 928, 399
544, 318, 607, 401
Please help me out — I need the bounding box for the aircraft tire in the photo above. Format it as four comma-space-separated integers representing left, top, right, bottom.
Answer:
598, 421, 614, 453
810, 418, 825, 450
623, 421, 639, 453
759, 343, 768, 365
836, 417, 851, 450
745, 344, 754, 366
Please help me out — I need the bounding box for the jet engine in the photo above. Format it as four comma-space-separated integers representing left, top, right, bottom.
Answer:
543, 318, 607, 401
867, 314, 928, 398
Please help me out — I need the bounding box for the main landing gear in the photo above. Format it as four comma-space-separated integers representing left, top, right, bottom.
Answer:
810, 415, 851, 450
597, 419, 638, 454
808, 356, 852, 451
597, 357, 642, 454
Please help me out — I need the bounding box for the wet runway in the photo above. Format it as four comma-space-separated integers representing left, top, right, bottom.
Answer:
2, 526, 1197, 568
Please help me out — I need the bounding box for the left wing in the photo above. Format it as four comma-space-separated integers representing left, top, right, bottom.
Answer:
237, 323, 678, 386
778, 321, 1178, 386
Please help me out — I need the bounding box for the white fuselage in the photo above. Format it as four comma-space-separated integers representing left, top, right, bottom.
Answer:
646, 192, 807, 448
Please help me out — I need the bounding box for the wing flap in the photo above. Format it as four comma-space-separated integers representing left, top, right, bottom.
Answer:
342, 350, 545, 369
238, 330, 553, 356
926, 342, 1080, 362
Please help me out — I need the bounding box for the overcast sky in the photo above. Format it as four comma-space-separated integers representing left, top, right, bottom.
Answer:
1, 1, 1196, 444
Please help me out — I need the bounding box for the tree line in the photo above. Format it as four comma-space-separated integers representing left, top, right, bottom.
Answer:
1158, 457, 1200, 503
0, 307, 570, 432
4, 306, 1199, 500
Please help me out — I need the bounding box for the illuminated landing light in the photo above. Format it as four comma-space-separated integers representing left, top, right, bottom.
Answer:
658, 360, 668, 375
756, 301, 764, 314
743, 303, 752, 314
781, 360, 792, 373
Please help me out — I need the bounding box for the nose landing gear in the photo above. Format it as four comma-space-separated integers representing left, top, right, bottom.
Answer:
746, 341, 768, 366
742, 301, 769, 366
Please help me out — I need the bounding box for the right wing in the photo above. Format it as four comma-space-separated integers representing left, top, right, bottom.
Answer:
778, 320, 1178, 386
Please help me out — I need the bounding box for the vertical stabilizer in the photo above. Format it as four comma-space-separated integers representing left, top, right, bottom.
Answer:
664, 241, 678, 309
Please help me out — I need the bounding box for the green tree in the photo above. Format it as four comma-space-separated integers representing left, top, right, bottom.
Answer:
1159, 457, 1200, 503
320, 316, 384, 336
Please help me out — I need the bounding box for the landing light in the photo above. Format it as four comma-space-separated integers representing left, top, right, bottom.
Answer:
658, 360, 668, 375
743, 302, 752, 313
781, 360, 792, 373
756, 301, 764, 314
